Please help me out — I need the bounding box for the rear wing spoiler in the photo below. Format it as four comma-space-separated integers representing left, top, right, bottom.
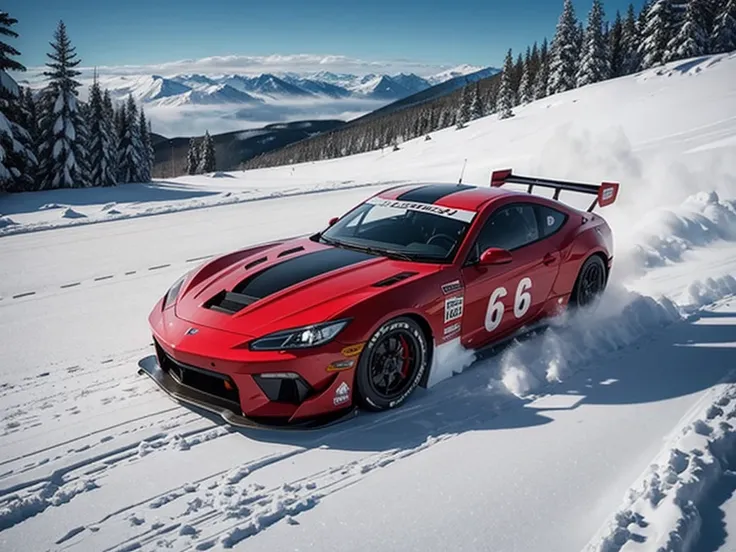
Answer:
490, 169, 619, 212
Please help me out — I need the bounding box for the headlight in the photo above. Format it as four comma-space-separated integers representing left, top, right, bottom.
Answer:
249, 319, 350, 351
162, 274, 187, 310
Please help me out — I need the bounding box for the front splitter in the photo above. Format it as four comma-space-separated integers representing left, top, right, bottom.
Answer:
137, 355, 359, 431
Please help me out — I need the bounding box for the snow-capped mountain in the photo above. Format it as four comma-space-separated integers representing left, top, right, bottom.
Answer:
426, 64, 487, 84
100, 65, 496, 108
149, 84, 263, 107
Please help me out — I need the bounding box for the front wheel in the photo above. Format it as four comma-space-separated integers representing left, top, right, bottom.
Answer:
354, 317, 429, 412
570, 255, 607, 308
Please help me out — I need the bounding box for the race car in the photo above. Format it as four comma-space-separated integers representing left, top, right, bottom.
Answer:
140, 169, 619, 429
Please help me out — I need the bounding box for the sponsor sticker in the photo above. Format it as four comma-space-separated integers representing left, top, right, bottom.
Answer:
602, 187, 614, 201
444, 296, 464, 323
443, 322, 461, 337
441, 280, 462, 295
341, 343, 365, 357
333, 381, 350, 406
546, 215, 555, 227
366, 197, 476, 223
326, 359, 355, 372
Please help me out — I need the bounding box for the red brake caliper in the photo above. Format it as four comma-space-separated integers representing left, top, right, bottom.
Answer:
398, 335, 411, 379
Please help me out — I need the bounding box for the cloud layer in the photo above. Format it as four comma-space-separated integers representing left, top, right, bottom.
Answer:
23, 53, 468, 81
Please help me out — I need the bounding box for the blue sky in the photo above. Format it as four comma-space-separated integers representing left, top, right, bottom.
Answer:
8, 0, 643, 74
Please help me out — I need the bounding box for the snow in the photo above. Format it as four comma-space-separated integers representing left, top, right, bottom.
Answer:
1, 53, 736, 551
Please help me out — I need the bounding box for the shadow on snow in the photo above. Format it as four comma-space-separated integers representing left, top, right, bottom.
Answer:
151, 308, 736, 455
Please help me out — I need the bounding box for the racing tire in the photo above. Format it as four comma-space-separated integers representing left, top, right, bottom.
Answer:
355, 317, 429, 412
570, 255, 607, 309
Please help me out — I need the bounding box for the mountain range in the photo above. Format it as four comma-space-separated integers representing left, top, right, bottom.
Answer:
102, 65, 497, 107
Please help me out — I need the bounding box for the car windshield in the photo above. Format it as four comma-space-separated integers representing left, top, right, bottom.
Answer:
318, 197, 476, 262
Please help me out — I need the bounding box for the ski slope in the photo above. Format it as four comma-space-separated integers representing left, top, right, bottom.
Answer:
2, 53, 736, 552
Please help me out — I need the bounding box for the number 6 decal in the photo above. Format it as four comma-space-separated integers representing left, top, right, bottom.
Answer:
514, 277, 532, 318
485, 277, 533, 332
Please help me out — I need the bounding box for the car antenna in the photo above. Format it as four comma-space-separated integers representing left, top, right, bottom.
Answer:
458, 158, 468, 184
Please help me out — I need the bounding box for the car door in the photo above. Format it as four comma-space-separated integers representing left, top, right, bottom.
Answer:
459, 202, 563, 350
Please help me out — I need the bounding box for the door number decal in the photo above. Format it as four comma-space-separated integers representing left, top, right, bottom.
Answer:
484, 277, 532, 332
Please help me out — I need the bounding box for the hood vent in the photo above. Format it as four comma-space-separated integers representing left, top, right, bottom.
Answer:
278, 246, 305, 257
244, 256, 267, 270
205, 290, 258, 315
372, 271, 417, 287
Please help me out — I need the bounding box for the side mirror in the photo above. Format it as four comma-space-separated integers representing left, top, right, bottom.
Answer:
328, 217, 339, 227
479, 247, 512, 266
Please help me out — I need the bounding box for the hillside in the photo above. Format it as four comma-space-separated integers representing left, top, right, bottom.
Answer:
1, 53, 736, 552
150, 119, 345, 178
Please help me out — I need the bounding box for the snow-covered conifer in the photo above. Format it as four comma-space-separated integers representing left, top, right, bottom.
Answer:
497, 50, 515, 120
137, 109, 154, 182
197, 131, 216, 173
116, 95, 142, 183
534, 39, 550, 99
639, 0, 675, 68
0, 12, 38, 192
549, 0, 580, 93
669, 0, 709, 59
621, 4, 642, 74
86, 75, 117, 187
36, 20, 88, 189
711, 0, 736, 54
469, 82, 483, 119
577, 0, 610, 86
186, 138, 200, 175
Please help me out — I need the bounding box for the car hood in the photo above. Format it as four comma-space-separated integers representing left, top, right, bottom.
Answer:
174, 237, 435, 337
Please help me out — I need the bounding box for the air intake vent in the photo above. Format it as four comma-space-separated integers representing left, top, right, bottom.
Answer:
244, 256, 267, 270
205, 290, 259, 315
372, 271, 418, 287
278, 246, 305, 257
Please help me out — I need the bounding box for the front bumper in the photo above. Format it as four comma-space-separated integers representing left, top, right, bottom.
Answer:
138, 355, 358, 430
146, 299, 364, 427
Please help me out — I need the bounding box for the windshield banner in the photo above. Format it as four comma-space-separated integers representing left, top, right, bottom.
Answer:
366, 197, 476, 223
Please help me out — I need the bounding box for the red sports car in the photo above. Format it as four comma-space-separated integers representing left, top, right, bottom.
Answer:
141, 169, 619, 428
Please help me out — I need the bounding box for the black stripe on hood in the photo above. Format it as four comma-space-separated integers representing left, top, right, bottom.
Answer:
396, 183, 474, 204
232, 247, 377, 299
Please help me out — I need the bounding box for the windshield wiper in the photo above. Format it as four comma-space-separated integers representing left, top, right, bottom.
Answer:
344, 243, 415, 261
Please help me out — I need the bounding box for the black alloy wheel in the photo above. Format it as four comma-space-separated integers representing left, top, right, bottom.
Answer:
355, 317, 428, 411
572, 255, 607, 308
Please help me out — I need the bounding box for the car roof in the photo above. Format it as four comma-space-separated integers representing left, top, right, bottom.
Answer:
375, 182, 542, 213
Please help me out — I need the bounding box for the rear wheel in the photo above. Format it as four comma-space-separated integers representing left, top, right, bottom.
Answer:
571, 255, 607, 308
355, 317, 428, 412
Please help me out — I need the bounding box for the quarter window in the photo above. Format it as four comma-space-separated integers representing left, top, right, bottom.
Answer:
536, 205, 567, 237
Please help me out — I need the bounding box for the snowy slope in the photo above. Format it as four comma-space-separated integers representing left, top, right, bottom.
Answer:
2, 53, 736, 552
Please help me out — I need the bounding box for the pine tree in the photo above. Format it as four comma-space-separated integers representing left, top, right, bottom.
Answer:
138, 110, 154, 182
621, 4, 642, 74
609, 11, 625, 77
534, 39, 551, 99
639, 0, 676, 68
85, 76, 116, 187
186, 137, 200, 175
101, 89, 117, 177
0, 12, 37, 192
669, 0, 710, 59
197, 131, 216, 173
456, 85, 472, 127
469, 81, 483, 120
549, 0, 580, 94
710, 0, 736, 54
497, 49, 515, 120
116, 95, 142, 183
511, 52, 524, 104
36, 21, 89, 189
21, 88, 40, 146
519, 63, 533, 104
577, 0, 610, 86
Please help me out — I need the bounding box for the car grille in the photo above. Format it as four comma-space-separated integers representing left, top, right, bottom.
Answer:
153, 339, 241, 409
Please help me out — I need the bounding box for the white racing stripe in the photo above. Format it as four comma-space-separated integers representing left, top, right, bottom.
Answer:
365, 196, 477, 223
